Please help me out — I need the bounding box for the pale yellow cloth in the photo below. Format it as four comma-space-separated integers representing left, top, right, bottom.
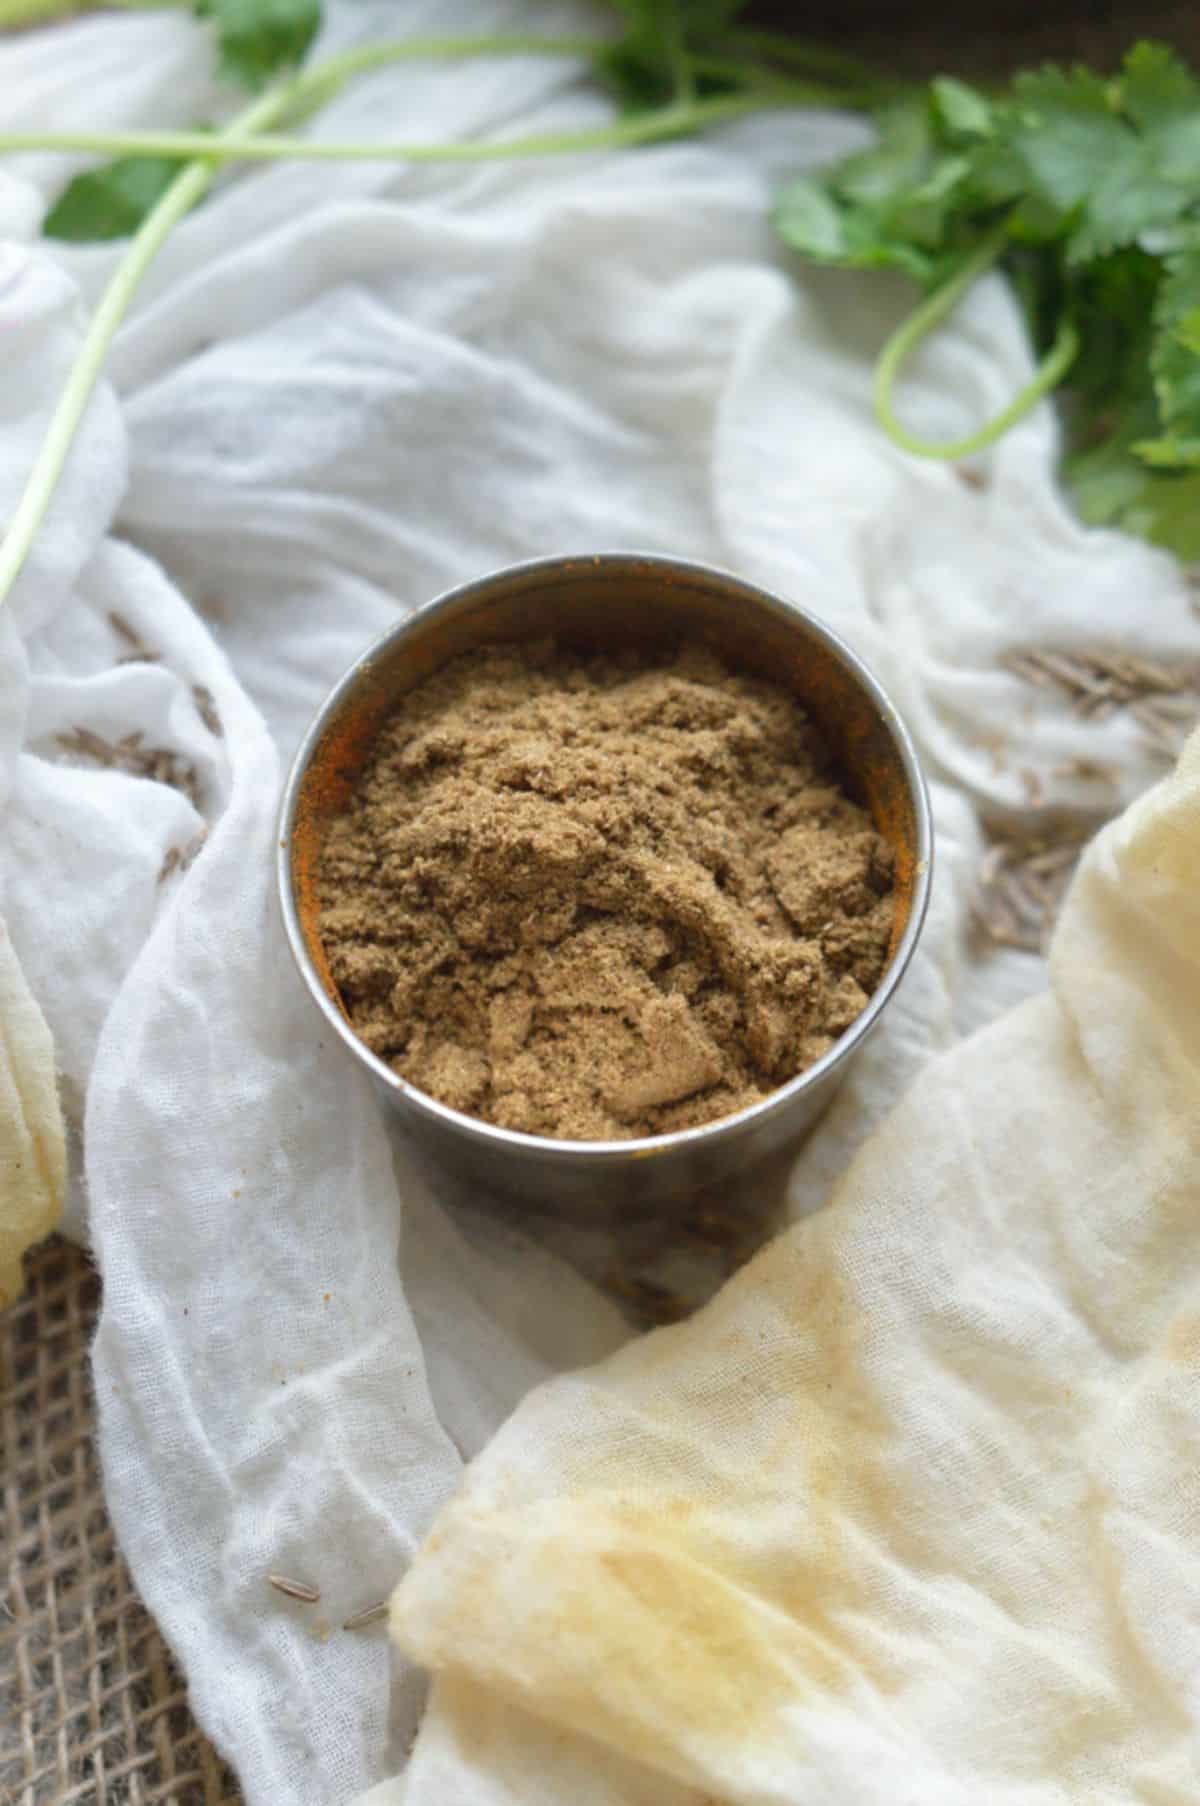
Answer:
0, 914, 64, 1306
387, 729, 1200, 1804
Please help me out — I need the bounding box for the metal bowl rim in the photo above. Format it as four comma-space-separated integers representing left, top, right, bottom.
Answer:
276, 551, 933, 1168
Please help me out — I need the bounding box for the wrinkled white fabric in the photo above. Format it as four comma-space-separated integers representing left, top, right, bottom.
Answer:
0, 2, 1194, 1802
390, 730, 1200, 1806
0, 908, 65, 1307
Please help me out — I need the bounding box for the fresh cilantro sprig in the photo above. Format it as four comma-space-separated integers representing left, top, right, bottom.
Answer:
0, 0, 317, 81
1, 4, 1199, 599
773, 40, 1200, 557
38, 0, 320, 239
1, 0, 901, 607
35, 2, 891, 247
43, 155, 183, 241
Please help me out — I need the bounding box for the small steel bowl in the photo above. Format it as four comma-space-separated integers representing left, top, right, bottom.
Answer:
278, 553, 931, 1217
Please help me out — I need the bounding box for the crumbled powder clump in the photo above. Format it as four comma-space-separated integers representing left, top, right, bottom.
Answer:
317, 640, 895, 1141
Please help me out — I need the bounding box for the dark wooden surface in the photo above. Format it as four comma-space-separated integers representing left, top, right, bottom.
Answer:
748, 1, 1198, 76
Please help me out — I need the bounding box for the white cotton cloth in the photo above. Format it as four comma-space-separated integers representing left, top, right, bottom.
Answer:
0, 909, 65, 1307
387, 732, 1200, 1805
0, 3, 1195, 1802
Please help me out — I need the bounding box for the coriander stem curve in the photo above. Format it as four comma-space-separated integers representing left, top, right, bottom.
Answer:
0, 82, 291, 608
873, 228, 1080, 461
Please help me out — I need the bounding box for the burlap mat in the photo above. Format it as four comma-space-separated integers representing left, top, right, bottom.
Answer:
1, 1238, 239, 1806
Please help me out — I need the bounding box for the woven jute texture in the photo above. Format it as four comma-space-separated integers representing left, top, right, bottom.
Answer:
0, 1238, 239, 1806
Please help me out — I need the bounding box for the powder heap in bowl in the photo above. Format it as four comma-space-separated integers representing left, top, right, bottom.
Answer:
317, 640, 895, 1141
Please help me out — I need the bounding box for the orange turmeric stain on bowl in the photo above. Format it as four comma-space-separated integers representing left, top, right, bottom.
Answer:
290, 657, 396, 1017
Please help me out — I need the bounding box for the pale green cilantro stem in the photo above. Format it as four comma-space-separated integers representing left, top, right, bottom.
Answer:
873, 226, 1081, 460
662, 7, 695, 105
1, 15, 1079, 603
0, 91, 791, 165
0, 82, 291, 606
0, 29, 698, 607
0, 0, 161, 22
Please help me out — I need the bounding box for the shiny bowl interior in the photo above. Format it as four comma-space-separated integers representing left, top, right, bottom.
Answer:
277, 554, 932, 1210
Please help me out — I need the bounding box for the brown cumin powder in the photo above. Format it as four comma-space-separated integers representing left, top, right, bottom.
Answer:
317, 640, 895, 1141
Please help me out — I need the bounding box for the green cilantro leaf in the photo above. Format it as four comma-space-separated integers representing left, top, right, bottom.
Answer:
888, 153, 971, 249
1151, 242, 1200, 418
771, 178, 848, 261
832, 96, 931, 211
982, 62, 1186, 260
595, 1, 747, 113
194, 0, 320, 92
1175, 309, 1200, 355
1126, 469, 1200, 554
1133, 435, 1200, 468
1065, 394, 1200, 558
1069, 451, 1200, 558
1160, 111, 1200, 185
1062, 245, 1159, 411
931, 76, 992, 140
1068, 51, 1200, 261
1001, 71, 1182, 262
1003, 47, 1200, 263
594, 0, 679, 113
773, 99, 983, 285
1067, 144, 1191, 263
1135, 241, 1200, 462
773, 38, 1200, 558
25, 8, 1200, 565
773, 177, 941, 283
1001, 65, 1128, 219
40, 0, 322, 243
1120, 39, 1200, 131
773, 101, 967, 286
43, 156, 180, 241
